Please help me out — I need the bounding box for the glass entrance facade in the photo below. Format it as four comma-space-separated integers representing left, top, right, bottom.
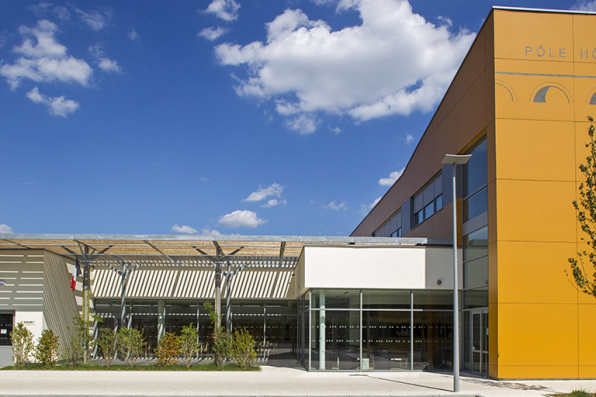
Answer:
299, 289, 453, 371
96, 288, 454, 371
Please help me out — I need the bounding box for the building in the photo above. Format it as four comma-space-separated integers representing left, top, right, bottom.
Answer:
0, 236, 454, 372
352, 6, 596, 379
1, 6, 595, 379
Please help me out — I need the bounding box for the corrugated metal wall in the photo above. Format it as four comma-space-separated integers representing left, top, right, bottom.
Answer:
42, 251, 80, 349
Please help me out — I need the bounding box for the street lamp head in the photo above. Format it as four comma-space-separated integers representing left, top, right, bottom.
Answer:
0, 280, 5, 288
441, 154, 472, 165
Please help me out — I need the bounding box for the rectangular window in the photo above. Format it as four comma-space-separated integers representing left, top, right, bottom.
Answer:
462, 137, 488, 310
463, 139, 488, 222
373, 210, 402, 237
412, 173, 443, 227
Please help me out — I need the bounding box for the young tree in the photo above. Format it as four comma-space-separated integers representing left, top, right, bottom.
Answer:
569, 116, 596, 296
155, 332, 180, 366
204, 302, 231, 367
96, 328, 116, 367
34, 329, 60, 366
10, 322, 34, 367
62, 315, 96, 366
179, 323, 199, 368
116, 327, 145, 367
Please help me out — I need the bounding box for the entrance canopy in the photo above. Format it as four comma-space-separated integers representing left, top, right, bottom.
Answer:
0, 234, 446, 268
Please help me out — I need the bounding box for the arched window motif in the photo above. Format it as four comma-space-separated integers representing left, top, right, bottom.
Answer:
495, 80, 517, 101
531, 83, 572, 104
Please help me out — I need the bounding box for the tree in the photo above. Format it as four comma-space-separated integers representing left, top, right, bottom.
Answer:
62, 314, 97, 366
155, 332, 180, 366
569, 116, 596, 297
204, 302, 231, 367
116, 327, 145, 367
10, 322, 34, 367
96, 328, 116, 367
34, 329, 60, 366
179, 323, 199, 368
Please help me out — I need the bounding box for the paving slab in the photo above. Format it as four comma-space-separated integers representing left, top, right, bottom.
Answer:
0, 366, 595, 397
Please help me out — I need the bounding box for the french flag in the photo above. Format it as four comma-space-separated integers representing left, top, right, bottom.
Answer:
71, 258, 81, 291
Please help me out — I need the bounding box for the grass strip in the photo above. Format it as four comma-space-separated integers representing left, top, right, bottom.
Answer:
1, 363, 260, 371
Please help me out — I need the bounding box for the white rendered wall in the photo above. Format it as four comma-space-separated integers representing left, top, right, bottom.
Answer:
297, 246, 461, 296
14, 311, 44, 342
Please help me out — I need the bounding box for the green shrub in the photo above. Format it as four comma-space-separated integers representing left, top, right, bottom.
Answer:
229, 328, 256, 368
33, 329, 60, 366
179, 323, 199, 368
10, 322, 34, 367
155, 332, 180, 366
116, 327, 145, 367
96, 328, 116, 367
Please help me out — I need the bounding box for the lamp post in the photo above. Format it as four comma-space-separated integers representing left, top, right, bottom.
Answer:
441, 153, 471, 393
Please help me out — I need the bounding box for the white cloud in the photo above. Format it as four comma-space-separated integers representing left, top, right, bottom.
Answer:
329, 126, 342, 134
89, 44, 122, 73
26, 87, 79, 116
201, 228, 221, 236
53, 6, 71, 21
28, 3, 52, 15
261, 199, 288, 208
75, 7, 113, 31
405, 133, 415, 145
200, 177, 209, 181
572, 1, 596, 10
0, 20, 93, 89
218, 210, 266, 228
215, 0, 475, 126
28, 3, 70, 20
324, 201, 347, 211
199, 26, 229, 41
379, 167, 404, 186
128, 29, 140, 42
98, 58, 121, 73
0, 224, 14, 234
172, 224, 198, 234
244, 183, 284, 202
286, 114, 319, 134
205, 0, 241, 21
359, 196, 382, 215
436, 15, 452, 27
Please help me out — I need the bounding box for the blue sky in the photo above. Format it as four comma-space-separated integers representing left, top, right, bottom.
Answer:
0, 0, 591, 237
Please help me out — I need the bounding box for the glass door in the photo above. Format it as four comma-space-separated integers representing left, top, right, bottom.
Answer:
470, 309, 488, 374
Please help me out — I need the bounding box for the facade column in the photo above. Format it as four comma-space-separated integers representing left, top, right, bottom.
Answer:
157, 300, 166, 341
319, 291, 325, 370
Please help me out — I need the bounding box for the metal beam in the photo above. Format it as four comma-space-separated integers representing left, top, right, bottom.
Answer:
2, 239, 31, 249
144, 240, 182, 264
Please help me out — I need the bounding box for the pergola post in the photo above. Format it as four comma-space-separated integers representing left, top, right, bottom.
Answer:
194, 243, 245, 329
62, 242, 112, 364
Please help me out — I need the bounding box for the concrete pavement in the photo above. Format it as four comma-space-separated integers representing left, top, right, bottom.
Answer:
0, 366, 595, 397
